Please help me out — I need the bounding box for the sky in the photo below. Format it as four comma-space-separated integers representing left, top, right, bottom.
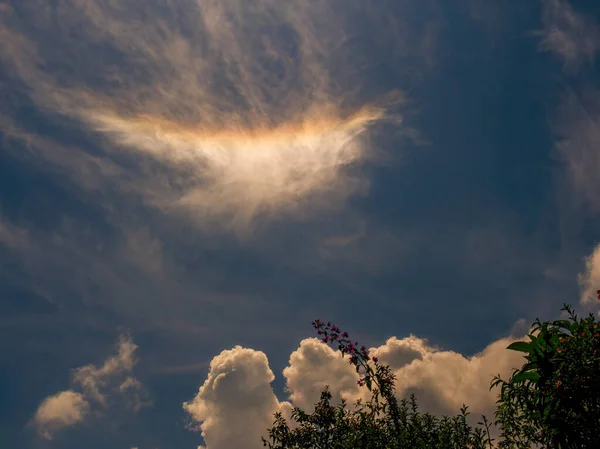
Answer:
1, 0, 600, 448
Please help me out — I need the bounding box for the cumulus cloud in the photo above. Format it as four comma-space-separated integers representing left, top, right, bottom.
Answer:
282, 338, 364, 410
539, 0, 600, 70
377, 336, 526, 419
282, 334, 526, 422
0, 0, 405, 235
579, 243, 600, 306
185, 332, 527, 449
183, 346, 291, 449
31, 335, 148, 440
32, 391, 90, 440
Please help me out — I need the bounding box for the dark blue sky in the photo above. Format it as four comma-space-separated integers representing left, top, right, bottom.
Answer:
1, 1, 600, 448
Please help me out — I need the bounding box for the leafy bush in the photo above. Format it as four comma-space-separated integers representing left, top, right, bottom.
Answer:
262, 303, 600, 449
262, 320, 495, 449
491, 304, 600, 449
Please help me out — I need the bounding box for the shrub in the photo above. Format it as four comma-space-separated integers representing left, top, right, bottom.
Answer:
262, 320, 494, 449
262, 302, 600, 449
491, 304, 600, 449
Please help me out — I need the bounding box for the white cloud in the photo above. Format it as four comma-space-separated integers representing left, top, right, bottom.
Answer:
378, 336, 526, 420
186, 331, 528, 449
32, 391, 89, 440
369, 335, 433, 370
31, 335, 147, 440
282, 338, 364, 410
579, 243, 600, 306
539, 0, 600, 70
183, 346, 291, 449
284, 334, 525, 424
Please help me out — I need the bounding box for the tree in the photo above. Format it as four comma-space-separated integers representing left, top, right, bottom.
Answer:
491, 303, 600, 449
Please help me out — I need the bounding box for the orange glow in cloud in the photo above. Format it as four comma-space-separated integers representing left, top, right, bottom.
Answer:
0, 0, 401, 232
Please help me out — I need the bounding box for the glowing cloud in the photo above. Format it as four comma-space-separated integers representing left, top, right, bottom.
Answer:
87, 106, 387, 230
0, 0, 401, 233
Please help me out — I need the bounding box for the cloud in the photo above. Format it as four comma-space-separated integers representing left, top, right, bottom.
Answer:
282, 334, 526, 422
183, 345, 291, 449
535, 2, 600, 223
0, 217, 31, 251
31, 391, 90, 440
73, 335, 144, 409
553, 88, 600, 216
0, 0, 433, 353
377, 336, 526, 420
31, 335, 148, 440
0, 0, 406, 235
579, 243, 600, 306
538, 0, 600, 70
185, 331, 527, 449
282, 338, 364, 410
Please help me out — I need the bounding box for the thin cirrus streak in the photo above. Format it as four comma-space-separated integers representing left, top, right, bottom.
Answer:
0, 0, 402, 233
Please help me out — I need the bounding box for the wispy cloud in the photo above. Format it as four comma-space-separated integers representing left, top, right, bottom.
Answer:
536, 3, 600, 288
0, 0, 406, 235
538, 0, 600, 70
30, 335, 148, 440
553, 88, 600, 216
0, 217, 30, 250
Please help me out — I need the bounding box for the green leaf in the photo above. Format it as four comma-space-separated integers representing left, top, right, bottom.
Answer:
510, 371, 540, 384
552, 320, 574, 332
506, 341, 532, 353
520, 362, 538, 372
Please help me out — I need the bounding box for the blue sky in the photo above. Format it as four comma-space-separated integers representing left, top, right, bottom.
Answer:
1, 1, 600, 448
